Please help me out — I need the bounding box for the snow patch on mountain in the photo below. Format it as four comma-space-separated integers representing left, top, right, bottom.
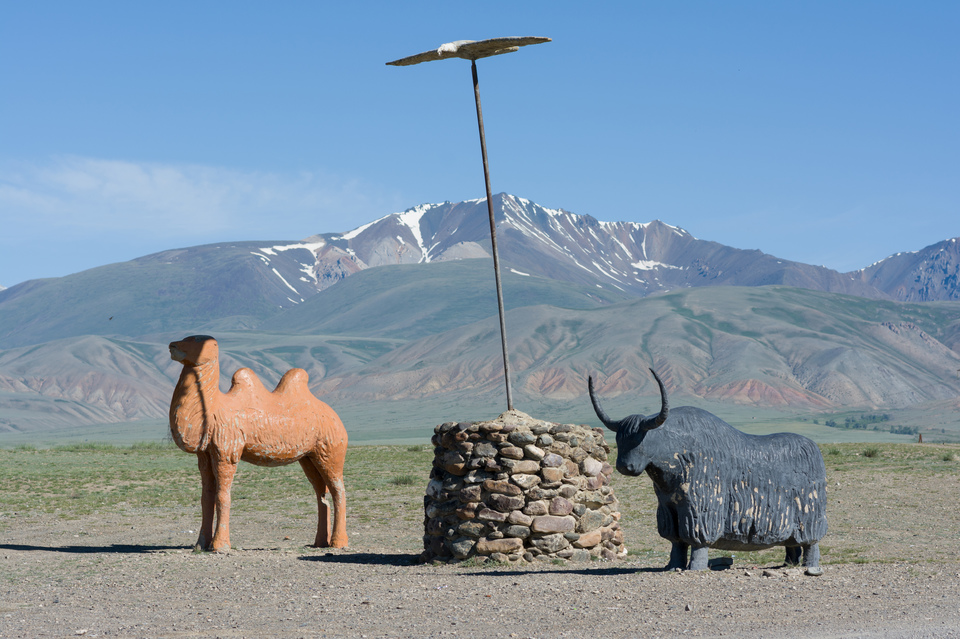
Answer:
397, 204, 435, 262
271, 268, 301, 299
859, 250, 921, 272
510, 215, 568, 254
339, 216, 386, 241
610, 237, 634, 260
259, 241, 326, 256
298, 262, 317, 284
632, 260, 683, 271
592, 260, 624, 282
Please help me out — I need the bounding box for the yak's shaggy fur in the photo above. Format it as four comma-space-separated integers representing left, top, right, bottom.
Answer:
589, 369, 827, 574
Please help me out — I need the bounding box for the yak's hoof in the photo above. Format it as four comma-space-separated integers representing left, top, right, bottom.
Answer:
708, 557, 733, 570
805, 566, 823, 576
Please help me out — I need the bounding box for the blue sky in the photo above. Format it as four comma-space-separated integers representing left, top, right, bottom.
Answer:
1, 2, 957, 287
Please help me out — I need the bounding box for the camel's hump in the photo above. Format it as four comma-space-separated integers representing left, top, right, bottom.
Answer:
274, 368, 312, 396
230, 368, 267, 392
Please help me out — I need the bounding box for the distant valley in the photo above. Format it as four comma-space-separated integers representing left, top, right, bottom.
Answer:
1, 194, 958, 444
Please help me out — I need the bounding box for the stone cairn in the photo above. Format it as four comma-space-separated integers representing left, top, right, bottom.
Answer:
422, 410, 626, 564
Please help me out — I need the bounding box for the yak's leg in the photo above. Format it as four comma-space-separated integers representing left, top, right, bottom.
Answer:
196, 453, 217, 551
802, 543, 823, 576
299, 458, 331, 547
665, 541, 689, 570
785, 546, 802, 566
688, 545, 709, 571
210, 457, 238, 552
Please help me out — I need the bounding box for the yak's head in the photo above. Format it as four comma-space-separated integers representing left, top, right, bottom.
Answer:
587, 369, 669, 476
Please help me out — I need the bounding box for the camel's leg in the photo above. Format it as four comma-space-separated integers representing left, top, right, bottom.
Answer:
299, 458, 331, 547
196, 452, 217, 551
210, 457, 238, 552
323, 471, 348, 548
314, 454, 348, 548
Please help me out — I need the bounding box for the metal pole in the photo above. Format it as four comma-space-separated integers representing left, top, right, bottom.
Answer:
471, 59, 514, 411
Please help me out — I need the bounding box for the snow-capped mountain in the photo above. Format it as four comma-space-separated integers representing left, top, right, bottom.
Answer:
273, 193, 886, 299
1, 193, 956, 351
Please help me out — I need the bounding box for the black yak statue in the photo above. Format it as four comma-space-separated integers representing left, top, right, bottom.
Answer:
589, 369, 827, 575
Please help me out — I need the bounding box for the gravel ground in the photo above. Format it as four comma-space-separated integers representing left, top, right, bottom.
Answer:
1, 509, 959, 639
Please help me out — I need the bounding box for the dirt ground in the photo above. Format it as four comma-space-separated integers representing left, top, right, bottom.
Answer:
2, 445, 960, 638
1, 514, 959, 639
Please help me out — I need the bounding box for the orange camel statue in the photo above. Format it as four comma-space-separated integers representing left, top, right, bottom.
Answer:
168, 335, 348, 551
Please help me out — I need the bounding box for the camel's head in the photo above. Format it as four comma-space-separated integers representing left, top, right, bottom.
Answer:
169, 335, 218, 366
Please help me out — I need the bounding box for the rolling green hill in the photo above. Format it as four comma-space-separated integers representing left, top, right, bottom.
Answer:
4, 280, 959, 445
0, 241, 309, 349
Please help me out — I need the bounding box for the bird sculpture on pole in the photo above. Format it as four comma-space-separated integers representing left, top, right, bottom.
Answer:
387, 36, 551, 412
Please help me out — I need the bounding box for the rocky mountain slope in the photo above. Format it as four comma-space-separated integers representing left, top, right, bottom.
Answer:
852, 237, 960, 302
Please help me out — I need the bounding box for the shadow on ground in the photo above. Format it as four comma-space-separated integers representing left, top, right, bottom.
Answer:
297, 551, 682, 575
0, 543, 183, 554
299, 552, 420, 567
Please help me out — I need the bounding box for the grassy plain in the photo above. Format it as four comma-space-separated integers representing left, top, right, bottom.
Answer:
0, 395, 946, 449
2, 440, 958, 568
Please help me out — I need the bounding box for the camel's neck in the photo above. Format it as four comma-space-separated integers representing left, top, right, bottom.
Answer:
170, 359, 221, 453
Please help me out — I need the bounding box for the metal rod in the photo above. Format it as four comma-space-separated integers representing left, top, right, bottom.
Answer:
471, 59, 514, 411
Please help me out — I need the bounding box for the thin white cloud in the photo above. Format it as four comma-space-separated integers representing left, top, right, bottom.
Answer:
0, 155, 402, 238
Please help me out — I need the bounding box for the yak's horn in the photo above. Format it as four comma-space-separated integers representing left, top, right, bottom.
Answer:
588, 375, 620, 433
649, 368, 669, 428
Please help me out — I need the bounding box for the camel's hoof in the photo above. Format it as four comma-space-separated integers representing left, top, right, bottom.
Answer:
314, 537, 348, 549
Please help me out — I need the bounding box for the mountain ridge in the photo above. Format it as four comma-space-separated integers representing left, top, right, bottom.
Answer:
3, 193, 956, 350
299, 194, 893, 299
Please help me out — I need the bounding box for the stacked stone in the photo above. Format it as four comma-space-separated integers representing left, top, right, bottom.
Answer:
422, 410, 626, 564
